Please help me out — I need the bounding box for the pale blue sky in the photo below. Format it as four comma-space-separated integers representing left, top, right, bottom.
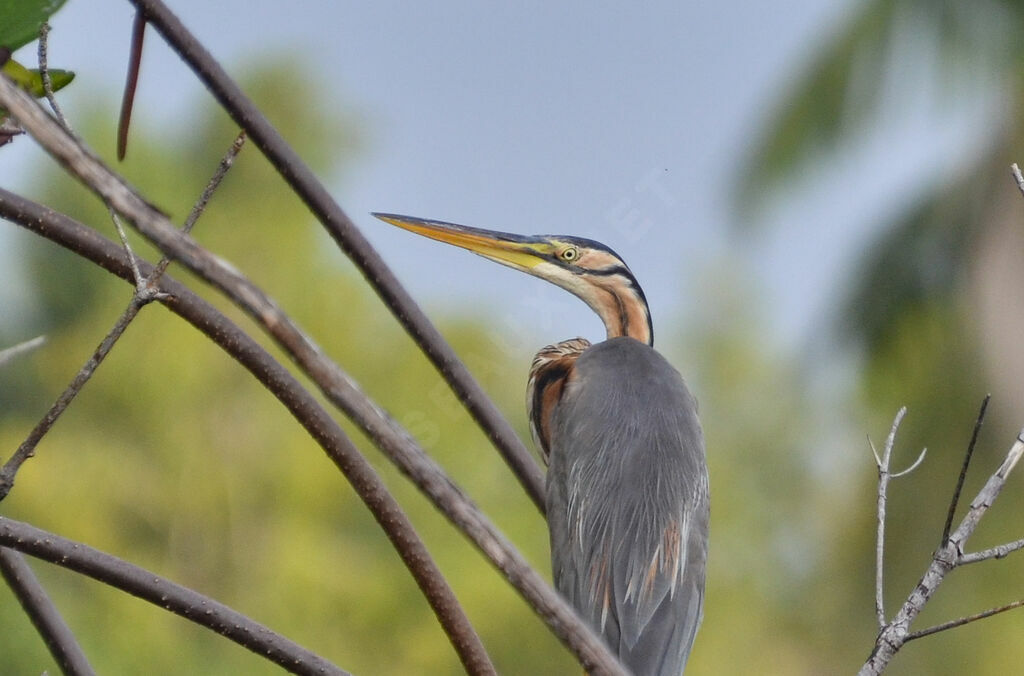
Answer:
0, 1, 993, 361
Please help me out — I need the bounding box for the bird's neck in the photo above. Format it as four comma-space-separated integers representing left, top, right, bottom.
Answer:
584, 279, 653, 346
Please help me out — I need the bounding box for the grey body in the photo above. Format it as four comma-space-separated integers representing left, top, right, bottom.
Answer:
546, 337, 708, 675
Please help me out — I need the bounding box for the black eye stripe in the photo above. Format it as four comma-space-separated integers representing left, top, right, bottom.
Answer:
586, 264, 631, 277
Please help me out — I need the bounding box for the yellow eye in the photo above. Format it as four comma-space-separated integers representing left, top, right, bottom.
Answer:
560, 247, 579, 262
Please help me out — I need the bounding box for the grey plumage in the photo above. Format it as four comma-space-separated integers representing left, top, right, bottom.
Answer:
373, 213, 709, 674
546, 337, 708, 675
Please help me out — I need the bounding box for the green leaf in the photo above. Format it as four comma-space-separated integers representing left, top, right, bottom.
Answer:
0, 0, 68, 51
1, 56, 74, 95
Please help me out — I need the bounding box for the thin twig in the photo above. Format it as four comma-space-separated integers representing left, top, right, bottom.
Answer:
183, 130, 245, 234
152, 129, 246, 280
110, 208, 145, 288
0, 547, 96, 676
126, 0, 548, 513
36, 23, 72, 132
0, 189, 497, 675
0, 336, 46, 368
0, 300, 145, 501
0, 517, 346, 676
906, 598, 1024, 641
942, 395, 990, 544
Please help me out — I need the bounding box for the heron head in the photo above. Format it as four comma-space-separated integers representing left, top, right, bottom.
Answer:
373, 213, 653, 345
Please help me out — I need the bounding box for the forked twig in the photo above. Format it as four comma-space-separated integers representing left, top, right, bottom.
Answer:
860, 418, 1024, 675
871, 407, 926, 628
0, 132, 244, 501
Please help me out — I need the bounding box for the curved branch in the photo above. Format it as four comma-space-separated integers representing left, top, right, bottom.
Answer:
0, 518, 346, 676
0, 117, 624, 672
0, 547, 96, 675
125, 0, 547, 513
0, 189, 495, 675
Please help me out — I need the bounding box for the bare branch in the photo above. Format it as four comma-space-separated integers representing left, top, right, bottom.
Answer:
0, 298, 145, 501
126, 0, 547, 513
0, 190, 497, 676
0, 54, 621, 674
183, 130, 246, 234
150, 129, 246, 281
0, 335, 46, 367
872, 407, 906, 629
0, 517, 346, 676
942, 395, 990, 543
859, 428, 1024, 675
0, 547, 96, 676
110, 208, 145, 288
906, 598, 1024, 641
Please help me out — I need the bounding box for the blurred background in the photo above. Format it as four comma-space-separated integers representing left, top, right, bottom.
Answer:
2, 0, 1024, 673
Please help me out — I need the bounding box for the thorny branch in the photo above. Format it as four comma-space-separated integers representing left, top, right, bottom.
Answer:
0, 72, 627, 675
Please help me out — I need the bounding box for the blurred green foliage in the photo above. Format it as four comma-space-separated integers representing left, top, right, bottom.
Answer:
736, 0, 1024, 674
3, 50, 1024, 676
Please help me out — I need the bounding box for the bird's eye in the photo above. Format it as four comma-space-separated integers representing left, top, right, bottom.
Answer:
560, 247, 579, 262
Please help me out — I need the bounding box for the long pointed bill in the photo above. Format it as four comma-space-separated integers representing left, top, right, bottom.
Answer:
373, 213, 551, 272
